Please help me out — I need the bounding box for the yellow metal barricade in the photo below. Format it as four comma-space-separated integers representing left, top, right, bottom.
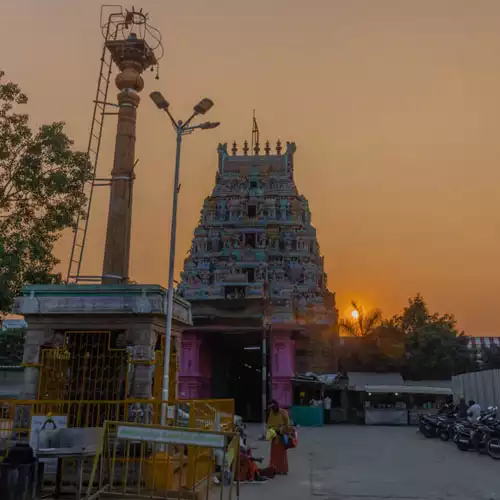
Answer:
0, 398, 234, 459
86, 421, 240, 500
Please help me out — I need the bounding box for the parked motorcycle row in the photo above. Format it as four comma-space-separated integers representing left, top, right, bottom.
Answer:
418, 406, 500, 460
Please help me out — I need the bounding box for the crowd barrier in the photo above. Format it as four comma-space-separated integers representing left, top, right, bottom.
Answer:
0, 398, 237, 499
85, 421, 239, 500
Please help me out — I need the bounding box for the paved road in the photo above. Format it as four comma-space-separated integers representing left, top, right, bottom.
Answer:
236, 424, 499, 500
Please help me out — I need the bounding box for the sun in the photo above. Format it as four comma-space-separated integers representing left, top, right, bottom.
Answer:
351, 310, 359, 319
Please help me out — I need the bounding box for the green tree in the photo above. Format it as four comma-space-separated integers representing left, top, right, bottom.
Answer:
339, 301, 382, 338
392, 294, 476, 379
339, 302, 405, 372
481, 345, 500, 370
0, 327, 26, 366
0, 70, 92, 314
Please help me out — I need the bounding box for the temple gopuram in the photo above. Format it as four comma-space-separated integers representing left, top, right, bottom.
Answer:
177, 139, 338, 420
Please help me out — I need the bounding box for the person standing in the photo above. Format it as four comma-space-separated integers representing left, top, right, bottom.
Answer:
323, 395, 332, 424
267, 399, 290, 475
467, 400, 481, 423
457, 396, 467, 419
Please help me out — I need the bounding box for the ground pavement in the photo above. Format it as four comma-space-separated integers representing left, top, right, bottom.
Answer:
234, 424, 499, 500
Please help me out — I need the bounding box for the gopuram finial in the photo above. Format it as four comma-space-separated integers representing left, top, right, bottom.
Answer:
264, 140, 271, 155
252, 110, 260, 155
276, 140, 282, 155
231, 141, 238, 155
243, 140, 249, 155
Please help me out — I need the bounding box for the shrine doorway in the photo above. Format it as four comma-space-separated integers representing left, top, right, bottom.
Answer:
210, 331, 264, 422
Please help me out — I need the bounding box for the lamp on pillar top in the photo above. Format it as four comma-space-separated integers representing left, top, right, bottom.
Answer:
101, 9, 163, 285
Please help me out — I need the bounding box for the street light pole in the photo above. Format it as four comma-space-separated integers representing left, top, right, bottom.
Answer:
149, 91, 220, 426
160, 124, 182, 425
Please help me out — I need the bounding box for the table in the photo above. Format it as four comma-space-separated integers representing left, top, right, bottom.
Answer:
37, 447, 97, 500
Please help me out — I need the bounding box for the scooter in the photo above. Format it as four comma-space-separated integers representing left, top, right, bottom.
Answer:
456, 407, 498, 452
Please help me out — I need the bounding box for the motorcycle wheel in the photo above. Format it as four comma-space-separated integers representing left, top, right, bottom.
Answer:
456, 441, 469, 451
486, 438, 500, 460
422, 428, 434, 438
439, 430, 450, 442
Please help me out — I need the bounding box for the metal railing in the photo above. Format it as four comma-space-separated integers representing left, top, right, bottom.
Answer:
0, 398, 234, 456
86, 420, 240, 500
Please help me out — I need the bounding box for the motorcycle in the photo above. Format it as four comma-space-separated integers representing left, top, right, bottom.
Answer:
449, 419, 471, 443
436, 411, 459, 441
418, 408, 456, 438
486, 431, 500, 460
455, 407, 498, 453
418, 414, 439, 437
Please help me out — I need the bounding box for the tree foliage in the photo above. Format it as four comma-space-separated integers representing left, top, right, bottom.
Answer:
339, 301, 382, 338
338, 294, 477, 379
339, 302, 406, 372
0, 327, 26, 366
394, 294, 476, 379
481, 345, 500, 370
0, 70, 92, 314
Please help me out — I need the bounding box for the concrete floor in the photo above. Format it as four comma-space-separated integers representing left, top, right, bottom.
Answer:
236, 424, 499, 500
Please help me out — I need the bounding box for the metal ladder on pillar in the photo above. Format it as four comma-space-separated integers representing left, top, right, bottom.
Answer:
66, 28, 117, 284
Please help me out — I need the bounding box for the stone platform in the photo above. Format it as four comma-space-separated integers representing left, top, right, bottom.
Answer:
14, 284, 192, 400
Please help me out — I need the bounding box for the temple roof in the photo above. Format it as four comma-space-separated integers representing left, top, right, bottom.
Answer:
178, 141, 337, 328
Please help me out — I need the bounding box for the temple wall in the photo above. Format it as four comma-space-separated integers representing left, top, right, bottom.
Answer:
271, 331, 295, 407
176, 141, 339, 409
179, 332, 208, 399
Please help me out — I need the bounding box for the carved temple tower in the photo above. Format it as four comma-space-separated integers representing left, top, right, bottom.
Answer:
177, 139, 338, 413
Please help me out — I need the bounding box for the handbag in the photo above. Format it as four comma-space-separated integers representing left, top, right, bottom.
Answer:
286, 427, 298, 449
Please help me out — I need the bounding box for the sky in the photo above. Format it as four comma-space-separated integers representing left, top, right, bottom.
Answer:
2, 0, 500, 334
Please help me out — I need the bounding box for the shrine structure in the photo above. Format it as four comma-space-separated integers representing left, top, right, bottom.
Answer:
15, 7, 192, 407
177, 139, 338, 411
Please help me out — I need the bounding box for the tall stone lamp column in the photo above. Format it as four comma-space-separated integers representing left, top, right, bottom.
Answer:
102, 34, 157, 284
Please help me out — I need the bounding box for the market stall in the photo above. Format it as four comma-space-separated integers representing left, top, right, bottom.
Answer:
291, 373, 341, 426
364, 384, 453, 425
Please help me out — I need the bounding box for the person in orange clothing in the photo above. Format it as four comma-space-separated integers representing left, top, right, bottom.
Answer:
267, 400, 290, 475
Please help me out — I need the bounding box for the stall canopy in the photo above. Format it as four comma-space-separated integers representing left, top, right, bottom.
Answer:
293, 373, 339, 386
365, 385, 453, 396
347, 372, 404, 391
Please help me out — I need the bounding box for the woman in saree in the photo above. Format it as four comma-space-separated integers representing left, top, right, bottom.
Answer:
267, 399, 290, 475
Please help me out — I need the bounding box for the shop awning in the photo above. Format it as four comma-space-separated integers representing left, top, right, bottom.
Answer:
365, 384, 453, 396
347, 372, 404, 391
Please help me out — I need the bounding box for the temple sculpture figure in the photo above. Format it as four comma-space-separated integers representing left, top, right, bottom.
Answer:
177, 139, 338, 418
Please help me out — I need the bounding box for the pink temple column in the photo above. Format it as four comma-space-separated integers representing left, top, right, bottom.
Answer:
270, 330, 295, 408
179, 332, 211, 399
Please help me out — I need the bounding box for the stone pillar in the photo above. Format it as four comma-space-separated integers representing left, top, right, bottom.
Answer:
270, 331, 295, 408
102, 35, 155, 284
179, 332, 205, 399
129, 327, 157, 399
128, 327, 157, 424
20, 328, 51, 400
18, 327, 50, 430
102, 89, 140, 283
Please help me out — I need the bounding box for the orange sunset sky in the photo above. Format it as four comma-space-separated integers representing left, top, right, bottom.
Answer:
2, 0, 500, 334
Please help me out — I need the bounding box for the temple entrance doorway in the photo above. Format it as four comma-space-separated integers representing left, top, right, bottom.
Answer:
210, 331, 263, 422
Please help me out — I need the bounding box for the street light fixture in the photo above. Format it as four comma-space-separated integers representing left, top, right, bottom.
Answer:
150, 91, 220, 425
150, 91, 170, 110
193, 98, 214, 115
199, 121, 221, 130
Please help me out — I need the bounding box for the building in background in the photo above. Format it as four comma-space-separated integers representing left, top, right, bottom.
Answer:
177, 139, 338, 419
468, 336, 500, 366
